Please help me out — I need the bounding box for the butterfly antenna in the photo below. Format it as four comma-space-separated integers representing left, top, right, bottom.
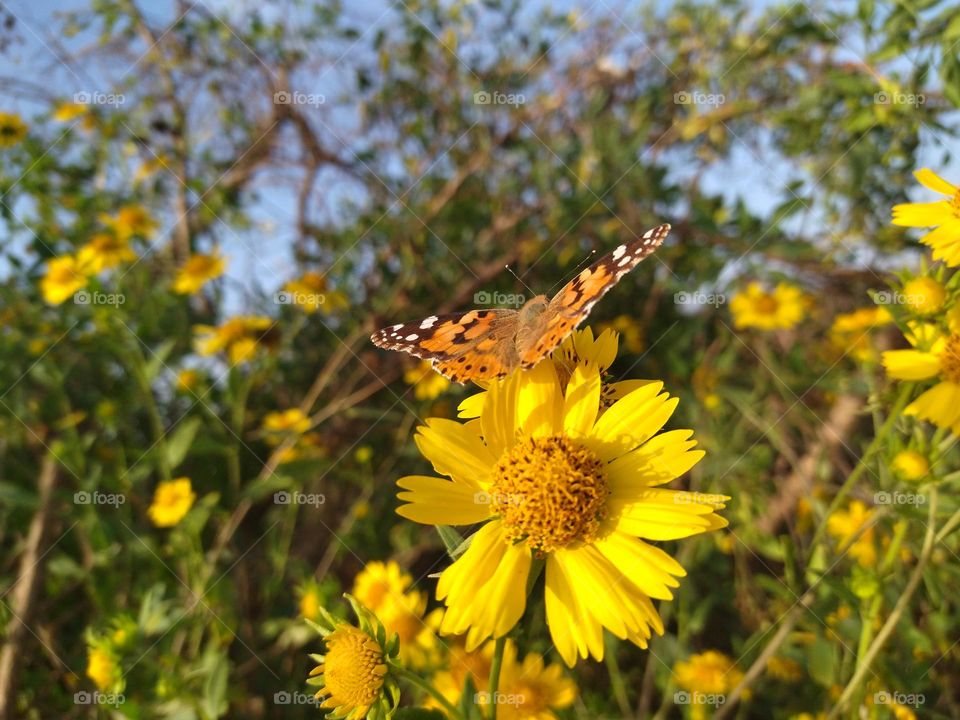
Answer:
545, 248, 596, 295
504, 264, 536, 296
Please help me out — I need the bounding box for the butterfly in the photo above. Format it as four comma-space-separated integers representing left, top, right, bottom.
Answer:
371, 223, 670, 383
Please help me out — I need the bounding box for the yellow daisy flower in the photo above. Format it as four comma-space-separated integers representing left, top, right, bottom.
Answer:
828, 307, 892, 363
194, 315, 274, 365
826, 500, 876, 567
77, 233, 137, 273
674, 650, 743, 694
100, 205, 157, 241
882, 320, 960, 433
86, 645, 121, 691
176, 369, 202, 393
890, 450, 929, 482
299, 581, 324, 622
352, 561, 440, 668
892, 168, 960, 265
172, 251, 226, 294
0, 112, 27, 147
40, 255, 89, 305
262, 408, 312, 436
307, 596, 400, 720
730, 281, 807, 330
281, 271, 348, 314
901, 276, 946, 315
404, 361, 451, 401
147, 477, 196, 528
398, 349, 727, 666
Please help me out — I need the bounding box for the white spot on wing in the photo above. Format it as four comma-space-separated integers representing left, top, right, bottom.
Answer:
405, 333, 419, 341
420, 316, 438, 329
612, 244, 627, 260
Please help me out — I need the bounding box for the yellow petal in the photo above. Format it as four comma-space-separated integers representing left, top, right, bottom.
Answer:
881, 349, 941, 381
588, 383, 677, 460
607, 429, 704, 491
396, 475, 492, 525
914, 168, 957, 196
414, 418, 495, 487
544, 554, 604, 665
892, 201, 953, 228
905, 381, 960, 429
517, 361, 562, 437
563, 365, 600, 437
481, 372, 520, 458
594, 533, 683, 599
611, 491, 729, 540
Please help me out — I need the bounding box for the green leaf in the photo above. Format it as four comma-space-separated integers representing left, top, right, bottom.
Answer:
806, 636, 836, 687
144, 339, 176, 381
165, 417, 202, 470
201, 651, 229, 719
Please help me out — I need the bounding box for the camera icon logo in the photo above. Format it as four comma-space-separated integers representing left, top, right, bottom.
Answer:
473, 491, 491, 505
673, 91, 692, 105
74, 291, 91, 305
274, 491, 291, 505
673, 690, 691, 704
474, 91, 491, 105
74, 491, 91, 505
474, 291, 491, 304
73, 91, 92, 105
74, 691, 93, 704
874, 691, 891, 705
274, 691, 292, 704
274, 291, 293, 305
274, 90, 292, 105
874, 91, 891, 105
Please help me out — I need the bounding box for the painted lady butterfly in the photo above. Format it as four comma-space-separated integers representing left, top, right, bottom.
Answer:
371, 223, 670, 383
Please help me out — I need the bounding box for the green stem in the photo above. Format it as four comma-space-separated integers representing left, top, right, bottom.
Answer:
488, 636, 507, 720
604, 634, 631, 718
393, 665, 465, 720
810, 383, 914, 556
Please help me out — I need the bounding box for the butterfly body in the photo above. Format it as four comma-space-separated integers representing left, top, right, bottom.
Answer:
371, 223, 670, 383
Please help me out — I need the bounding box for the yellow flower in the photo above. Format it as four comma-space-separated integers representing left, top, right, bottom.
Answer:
0, 112, 27, 147
40, 255, 89, 305
882, 321, 960, 434
826, 500, 876, 567
299, 582, 323, 621
172, 251, 226, 294
282, 271, 348, 314
262, 408, 311, 436
194, 315, 274, 364
77, 233, 137, 273
147, 477, 196, 528
767, 655, 803, 682
829, 307, 892, 363
352, 561, 440, 668
52, 102, 88, 122
86, 646, 120, 691
100, 205, 157, 241
730, 281, 807, 330
891, 450, 929, 482
597, 314, 644, 353
176, 369, 201, 393
674, 650, 743, 694
307, 597, 399, 720
404, 361, 451, 400
397, 337, 727, 666
892, 168, 960, 266
432, 639, 576, 719
901, 276, 946, 315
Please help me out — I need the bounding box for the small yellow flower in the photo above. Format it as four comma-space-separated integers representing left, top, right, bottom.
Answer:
730, 281, 807, 330
0, 112, 27, 147
176, 369, 201, 393
172, 251, 226, 294
52, 102, 88, 123
355, 446, 373, 464
826, 500, 876, 567
902, 276, 946, 315
40, 255, 89, 305
892, 168, 960, 266
828, 307, 892, 363
147, 477, 196, 528
767, 655, 803, 682
262, 408, 311, 436
282, 271, 348, 314
100, 205, 157, 241
194, 315, 274, 364
299, 582, 323, 621
404, 360, 451, 400
307, 597, 399, 720
597, 314, 644, 353
86, 646, 120, 691
77, 233, 137, 273
674, 650, 743, 694
891, 450, 930, 482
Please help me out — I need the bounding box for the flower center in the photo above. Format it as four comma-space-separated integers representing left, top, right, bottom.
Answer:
755, 294, 779, 315
490, 436, 608, 553
941, 335, 960, 383
952, 191, 960, 216
322, 626, 386, 709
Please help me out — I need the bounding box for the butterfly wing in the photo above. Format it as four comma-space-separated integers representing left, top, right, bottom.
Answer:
371, 309, 520, 383
518, 223, 670, 368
